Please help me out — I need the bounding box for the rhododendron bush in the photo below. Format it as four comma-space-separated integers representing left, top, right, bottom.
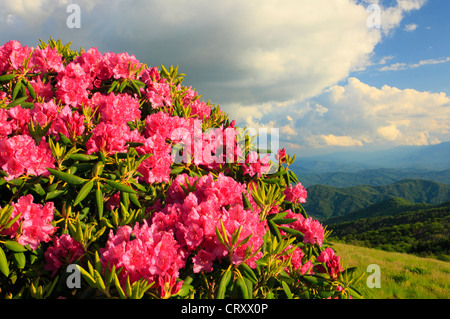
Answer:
0, 38, 363, 299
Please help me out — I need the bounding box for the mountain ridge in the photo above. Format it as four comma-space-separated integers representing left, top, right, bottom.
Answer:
303, 178, 450, 220
297, 168, 450, 188
291, 141, 450, 175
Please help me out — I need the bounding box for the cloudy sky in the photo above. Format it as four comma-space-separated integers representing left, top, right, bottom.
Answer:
1, 0, 449, 156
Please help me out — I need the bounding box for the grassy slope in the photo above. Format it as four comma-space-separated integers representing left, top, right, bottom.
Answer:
331, 242, 450, 299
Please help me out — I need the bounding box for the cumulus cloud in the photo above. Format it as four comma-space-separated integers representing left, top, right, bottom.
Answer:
0, 0, 383, 105
266, 78, 450, 150
0, 0, 440, 155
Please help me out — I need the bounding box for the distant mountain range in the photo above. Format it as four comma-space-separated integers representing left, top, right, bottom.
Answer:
297, 168, 450, 188
291, 141, 450, 175
303, 179, 450, 220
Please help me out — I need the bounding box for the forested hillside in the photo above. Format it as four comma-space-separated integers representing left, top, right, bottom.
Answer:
303, 179, 450, 220
326, 201, 450, 260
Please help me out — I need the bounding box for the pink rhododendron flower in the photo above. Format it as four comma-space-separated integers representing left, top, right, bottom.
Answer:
31, 46, 64, 73
192, 249, 215, 273
51, 107, 86, 141
136, 134, 173, 184
74, 47, 113, 83
178, 85, 211, 120
44, 234, 84, 276
28, 77, 54, 102
86, 122, 133, 155
103, 51, 144, 80
56, 62, 91, 107
276, 148, 286, 163
1, 194, 56, 250
90, 92, 141, 125
243, 151, 271, 177
284, 183, 307, 204
151, 173, 266, 272
141, 67, 172, 108
316, 247, 342, 279
300, 261, 314, 275
0, 109, 12, 138
282, 210, 325, 247
0, 40, 32, 72
0, 134, 55, 181
30, 100, 60, 128
100, 220, 185, 296
7, 106, 30, 135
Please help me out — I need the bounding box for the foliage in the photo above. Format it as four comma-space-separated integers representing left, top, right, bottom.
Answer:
0, 38, 362, 299
327, 200, 450, 260
304, 179, 450, 220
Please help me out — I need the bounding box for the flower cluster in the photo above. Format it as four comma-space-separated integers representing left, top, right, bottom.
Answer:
0, 134, 55, 181
0, 39, 358, 300
150, 173, 266, 272
100, 220, 185, 297
1, 194, 56, 250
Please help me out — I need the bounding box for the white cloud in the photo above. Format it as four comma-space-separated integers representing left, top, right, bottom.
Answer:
0, 0, 439, 155
319, 134, 364, 147
375, 0, 427, 35
379, 57, 450, 71
0, 0, 384, 106
261, 78, 450, 150
404, 23, 418, 31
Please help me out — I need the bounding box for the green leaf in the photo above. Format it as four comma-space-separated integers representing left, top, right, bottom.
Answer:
236, 275, 249, 299
107, 80, 119, 94
242, 192, 253, 211
0, 73, 16, 82
216, 267, 232, 299
3, 241, 27, 252
24, 79, 36, 100
0, 246, 10, 277
348, 286, 364, 299
93, 269, 106, 290
47, 168, 86, 185
6, 96, 28, 108
96, 182, 104, 219
12, 79, 23, 100
129, 192, 141, 208
73, 179, 94, 206
170, 166, 185, 175
268, 219, 282, 242
281, 281, 293, 299
13, 252, 26, 269
272, 218, 298, 225
3, 211, 22, 230
58, 132, 71, 145
46, 189, 67, 200
104, 180, 136, 194
238, 263, 257, 284
114, 274, 127, 299
278, 226, 304, 238
77, 265, 96, 288
0, 205, 14, 227
302, 275, 328, 287
69, 153, 98, 161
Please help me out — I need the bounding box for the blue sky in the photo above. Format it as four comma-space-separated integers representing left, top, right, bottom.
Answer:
0, 0, 448, 157
354, 0, 450, 95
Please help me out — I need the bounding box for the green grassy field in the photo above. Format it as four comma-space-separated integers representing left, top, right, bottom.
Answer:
331, 242, 450, 299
